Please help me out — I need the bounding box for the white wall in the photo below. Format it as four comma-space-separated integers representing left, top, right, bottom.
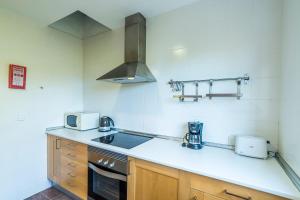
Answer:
83, 0, 282, 146
279, 0, 300, 176
0, 8, 83, 199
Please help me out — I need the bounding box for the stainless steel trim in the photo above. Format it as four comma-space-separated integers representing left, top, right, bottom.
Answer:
88, 163, 127, 182
46, 126, 64, 131
112, 128, 182, 142
276, 153, 300, 191
203, 142, 235, 150
113, 128, 236, 151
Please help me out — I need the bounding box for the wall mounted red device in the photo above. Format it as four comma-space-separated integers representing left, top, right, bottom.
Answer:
8, 64, 27, 90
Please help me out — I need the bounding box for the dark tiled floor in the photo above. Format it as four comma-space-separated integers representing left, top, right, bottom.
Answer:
25, 187, 75, 200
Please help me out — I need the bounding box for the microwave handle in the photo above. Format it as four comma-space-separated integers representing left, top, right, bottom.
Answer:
76, 116, 80, 128
88, 163, 127, 182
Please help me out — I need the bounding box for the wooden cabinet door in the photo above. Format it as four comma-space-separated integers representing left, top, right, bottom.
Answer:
129, 158, 179, 200
179, 171, 288, 200
47, 135, 61, 183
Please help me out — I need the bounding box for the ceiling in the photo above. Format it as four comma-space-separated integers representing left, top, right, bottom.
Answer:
0, 0, 199, 29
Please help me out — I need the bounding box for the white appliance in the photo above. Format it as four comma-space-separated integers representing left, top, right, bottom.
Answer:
65, 112, 99, 131
235, 136, 268, 159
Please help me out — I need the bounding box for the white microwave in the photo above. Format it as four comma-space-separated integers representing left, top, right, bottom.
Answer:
64, 112, 99, 131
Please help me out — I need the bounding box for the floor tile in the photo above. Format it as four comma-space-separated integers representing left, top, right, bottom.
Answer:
42, 188, 62, 199
25, 187, 75, 200
54, 194, 73, 200
24, 193, 49, 200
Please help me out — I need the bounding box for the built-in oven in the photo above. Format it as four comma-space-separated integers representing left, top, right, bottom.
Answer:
88, 146, 128, 200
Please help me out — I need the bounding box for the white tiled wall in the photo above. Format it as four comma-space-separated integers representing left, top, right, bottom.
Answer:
279, 0, 300, 177
83, 0, 282, 147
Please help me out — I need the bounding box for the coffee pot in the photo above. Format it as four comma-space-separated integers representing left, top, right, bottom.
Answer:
183, 122, 204, 150
99, 116, 114, 132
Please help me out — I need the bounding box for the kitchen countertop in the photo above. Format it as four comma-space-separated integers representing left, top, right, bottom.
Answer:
46, 128, 300, 199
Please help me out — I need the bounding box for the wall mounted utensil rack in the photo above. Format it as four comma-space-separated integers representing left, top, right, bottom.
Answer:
168, 74, 250, 102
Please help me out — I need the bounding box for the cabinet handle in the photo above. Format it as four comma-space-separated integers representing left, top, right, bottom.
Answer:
67, 172, 76, 178
67, 153, 76, 158
67, 162, 76, 168
66, 181, 76, 187
55, 139, 61, 150
67, 143, 77, 147
191, 196, 198, 200
224, 189, 252, 200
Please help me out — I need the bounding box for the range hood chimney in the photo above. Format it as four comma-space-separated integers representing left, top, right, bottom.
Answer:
97, 13, 156, 84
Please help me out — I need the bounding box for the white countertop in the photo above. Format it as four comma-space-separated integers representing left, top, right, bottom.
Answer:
46, 128, 300, 199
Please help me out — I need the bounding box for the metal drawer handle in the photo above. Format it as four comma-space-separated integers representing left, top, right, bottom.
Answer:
67, 162, 76, 168
224, 189, 251, 200
191, 196, 198, 200
67, 153, 76, 158
55, 139, 61, 149
66, 181, 76, 187
67, 143, 77, 147
67, 172, 76, 178
67, 142, 77, 146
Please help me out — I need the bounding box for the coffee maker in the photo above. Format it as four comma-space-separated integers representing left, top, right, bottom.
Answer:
183, 122, 204, 150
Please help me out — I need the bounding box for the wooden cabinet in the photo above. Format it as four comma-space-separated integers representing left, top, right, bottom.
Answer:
47, 135, 61, 183
128, 158, 288, 200
179, 171, 289, 200
48, 137, 289, 200
128, 158, 180, 200
47, 135, 88, 200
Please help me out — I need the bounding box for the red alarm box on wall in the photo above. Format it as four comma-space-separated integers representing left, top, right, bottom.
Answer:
8, 64, 27, 90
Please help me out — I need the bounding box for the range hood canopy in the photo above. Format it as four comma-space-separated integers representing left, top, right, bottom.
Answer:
49, 10, 110, 39
97, 13, 156, 84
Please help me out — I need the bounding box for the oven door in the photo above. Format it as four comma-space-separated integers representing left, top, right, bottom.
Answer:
88, 163, 127, 200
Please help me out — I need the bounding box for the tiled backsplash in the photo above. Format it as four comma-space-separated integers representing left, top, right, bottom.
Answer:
83, 0, 282, 147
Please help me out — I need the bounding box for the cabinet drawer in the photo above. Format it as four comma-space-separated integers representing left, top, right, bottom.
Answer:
61, 139, 86, 152
189, 174, 288, 200
61, 156, 87, 180
60, 160, 87, 200
60, 173, 87, 200
61, 144, 87, 164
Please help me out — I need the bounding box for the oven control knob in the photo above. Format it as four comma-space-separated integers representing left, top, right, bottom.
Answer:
109, 162, 115, 168
103, 160, 109, 165
97, 159, 103, 164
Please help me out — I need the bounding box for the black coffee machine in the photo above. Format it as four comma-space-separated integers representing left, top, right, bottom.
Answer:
183, 122, 204, 150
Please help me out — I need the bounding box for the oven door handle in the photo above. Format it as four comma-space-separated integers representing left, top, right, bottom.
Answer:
88, 163, 127, 182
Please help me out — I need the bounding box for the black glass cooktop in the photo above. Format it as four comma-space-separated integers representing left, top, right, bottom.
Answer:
92, 132, 153, 149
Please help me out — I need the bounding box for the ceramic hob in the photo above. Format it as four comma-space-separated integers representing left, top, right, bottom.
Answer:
92, 132, 153, 149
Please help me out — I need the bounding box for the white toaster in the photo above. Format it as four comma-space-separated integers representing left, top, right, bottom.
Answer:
235, 136, 268, 159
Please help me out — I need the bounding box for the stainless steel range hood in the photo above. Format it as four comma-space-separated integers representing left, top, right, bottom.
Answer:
49, 11, 110, 39
97, 13, 156, 84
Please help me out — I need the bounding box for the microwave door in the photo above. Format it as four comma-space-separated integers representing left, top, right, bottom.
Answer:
67, 115, 78, 128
